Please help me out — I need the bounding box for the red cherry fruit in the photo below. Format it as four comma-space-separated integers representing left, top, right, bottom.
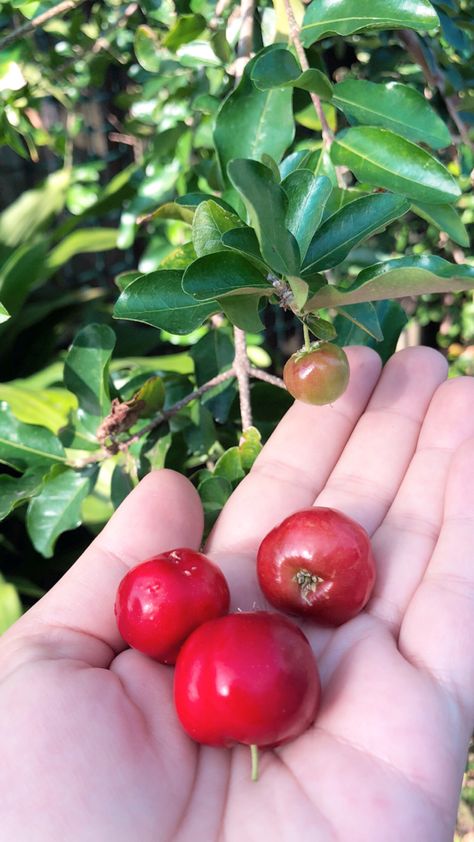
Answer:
257, 508, 375, 625
283, 341, 350, 405
115, 548, 230, 664
174, 611, 320, 778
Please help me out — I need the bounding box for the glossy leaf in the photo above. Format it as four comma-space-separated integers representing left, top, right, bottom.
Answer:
302, 193, 410, 275
64, 324, 116, 418
334, 302, 384, 341
331, 127, 460, 204
0, 469, 45, 521
282, 171, 332, 259
239, 426, 263, 470
114, 270, 219, 334
183, 252, 272, 300
214, 46, 294, 183
412, 202, 470, 247
220, 228, 268, 273
214, 448, 245, 484
301, 0, 439, 46
0, 303, 9, 324
332, 80, 451, 149
306, 255, 474, 309
227, 159, 300, 275
192, 201, 244, 258
26, 467, 96, 558
251, 49, 333, 99
160, 243, 198, 270
0, 403, 66, 470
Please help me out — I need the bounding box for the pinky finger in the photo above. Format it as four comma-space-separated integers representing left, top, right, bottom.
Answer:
399, 437, 474, 724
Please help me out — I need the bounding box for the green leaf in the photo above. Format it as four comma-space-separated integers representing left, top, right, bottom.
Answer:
198, 475, 232, 531
114, 270, 219, 334
227, 159, 300, 275
331, 127, 460, 204
64, 324, 116, 418
47, 228, 118, 272
160, 243, 198, 271
26, 467, 96, 558
282, 172, 332, 259
220, 228, 269, 273
332, 80, 451, 149
251, 49, 333, 99
0, 403, 66, 471
334, 302, 384, 341
334, 300, 407, 363
305, 314, 337, 341
239, 426, 262, 470
142, 193, 235, 225
214, 447, 245, 483
162, 14, 206, 50
0, 578, 22, 634
214, 45, 294, 184
0, 240, 48, 316
412, 202, 470, 247
0, 469, 45, 521
132, 377, 165, 415
306, 255, 474, 309
321, 186, 367, 222
191, 330, 234, 386
192, 201, 244, 258
134, 25, 161, 72
301, 0, 439, 46
220, 294, 265, 332
0, 385, 77, 434
115, 271, 142, 292
0, 169, 70, 247
111, 464, 135, 510
302, 193, 410, 275
0, 302, 9, 324
183, 253, 271, 301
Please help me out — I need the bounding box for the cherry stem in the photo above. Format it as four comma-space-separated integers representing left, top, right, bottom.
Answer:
250, 744, 259, 782
303, 323, 311, 353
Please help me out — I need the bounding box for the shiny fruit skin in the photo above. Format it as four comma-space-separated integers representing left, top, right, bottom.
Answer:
257, 508, 375, 626
283, 342, 350, 405
174, 611, 320, 748
115, 549, 230, 664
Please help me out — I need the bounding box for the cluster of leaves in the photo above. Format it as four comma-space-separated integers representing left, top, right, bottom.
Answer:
0, 0, 473, 623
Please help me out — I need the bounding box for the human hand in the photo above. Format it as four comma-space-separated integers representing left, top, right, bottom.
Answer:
1, 346, 473, 842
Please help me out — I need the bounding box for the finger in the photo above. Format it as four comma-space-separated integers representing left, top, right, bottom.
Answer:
399, 437, 474, 723
1, 470, 204, 665
368, 376, 474, 631
208, 346, 382, 556
314, 346, 448, 531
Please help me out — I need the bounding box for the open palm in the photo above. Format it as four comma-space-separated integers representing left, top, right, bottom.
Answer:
1, 346, 473, 842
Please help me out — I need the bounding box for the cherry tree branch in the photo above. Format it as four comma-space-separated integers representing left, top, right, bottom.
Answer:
249, 368, 286, 389
283, 0, 333, 146
233, 328, 253, 430
0, 0, 86, 50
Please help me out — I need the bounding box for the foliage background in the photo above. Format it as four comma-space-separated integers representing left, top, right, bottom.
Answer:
0, 0, 473, 832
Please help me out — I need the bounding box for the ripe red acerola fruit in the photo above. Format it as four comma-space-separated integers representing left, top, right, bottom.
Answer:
283, 341, 350, 405
115, 548, 230, 664
173, 611, 320, 762
257, 507, 375, 625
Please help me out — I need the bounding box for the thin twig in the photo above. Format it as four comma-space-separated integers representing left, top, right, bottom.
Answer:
234, 0, 256, 81
233, 327, 253, 430
248, 367, 286, 389
0, 0, 86, 50
283, 0, 333, 146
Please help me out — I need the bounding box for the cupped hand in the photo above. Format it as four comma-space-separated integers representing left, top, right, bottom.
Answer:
1, 346, 473, 842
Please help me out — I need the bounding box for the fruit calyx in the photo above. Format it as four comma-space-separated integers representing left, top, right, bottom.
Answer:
292, 341, 322, 363
294, 568, 324, 603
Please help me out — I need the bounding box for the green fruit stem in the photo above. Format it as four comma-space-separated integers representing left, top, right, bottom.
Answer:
250, 744, 259, 782
303, 323, 311, 353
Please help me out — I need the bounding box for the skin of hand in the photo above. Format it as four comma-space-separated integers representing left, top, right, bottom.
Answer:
0, 345, 473, 842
